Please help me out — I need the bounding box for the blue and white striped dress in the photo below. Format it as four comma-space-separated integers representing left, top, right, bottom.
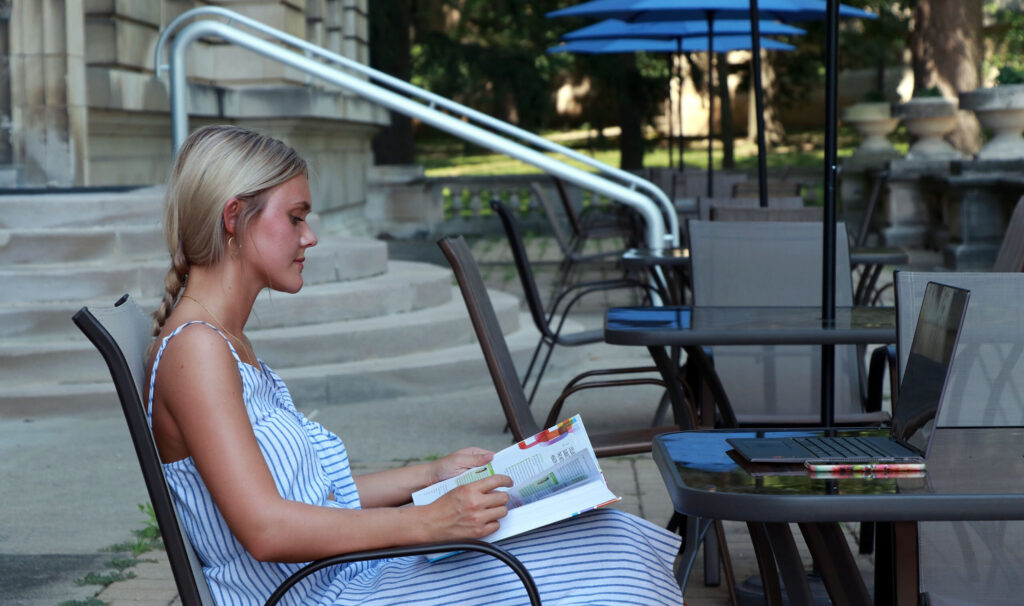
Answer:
149, 322, 684, 605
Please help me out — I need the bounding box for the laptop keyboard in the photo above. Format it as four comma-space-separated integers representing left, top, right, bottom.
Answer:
795, 437, 893, 458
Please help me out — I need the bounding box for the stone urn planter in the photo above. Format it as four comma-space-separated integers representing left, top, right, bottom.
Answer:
959, 84, 1024, 160
841, 102, 900, 159
892, 97, 965, 160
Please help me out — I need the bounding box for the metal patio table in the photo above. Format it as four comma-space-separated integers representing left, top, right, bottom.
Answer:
603, 305, 896, 427
652, 427, 1024, 606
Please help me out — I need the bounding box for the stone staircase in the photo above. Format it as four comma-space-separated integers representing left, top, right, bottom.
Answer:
0, 187, 550, 418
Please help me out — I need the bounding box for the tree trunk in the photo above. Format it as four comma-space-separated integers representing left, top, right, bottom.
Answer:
910, 0, 984, 154
618, 54, 645, 170
368, 0, 415, 165
747, 52, 786, 146
717, 54, 734, 169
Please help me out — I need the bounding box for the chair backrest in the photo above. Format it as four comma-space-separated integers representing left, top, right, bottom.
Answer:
709, 206, 823, 223
438, 236, 543, 442
491, 199, 556, 341
695, 196, 805, 221
550, 177, 587, 241
73, 295, 214, 605
732, 179, 803, 198
893, 271, 1024, 605
529, 181, 577, 256
992, 194, 1024, 272
894, 271, 1024, 427
674, 170, 748, 199
687, 220, 863, 424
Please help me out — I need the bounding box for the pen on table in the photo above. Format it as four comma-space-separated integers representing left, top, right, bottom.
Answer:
809, 463, 925, 473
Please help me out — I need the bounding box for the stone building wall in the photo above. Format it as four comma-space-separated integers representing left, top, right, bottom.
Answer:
5, 0, 386, 231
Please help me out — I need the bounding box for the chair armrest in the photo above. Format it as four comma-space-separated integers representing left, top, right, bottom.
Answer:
866, 344, 897, 413
544, 375, 696, 429
265, 540, 541, 606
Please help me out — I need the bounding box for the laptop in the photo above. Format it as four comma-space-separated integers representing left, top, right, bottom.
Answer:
727, 281, 970, 464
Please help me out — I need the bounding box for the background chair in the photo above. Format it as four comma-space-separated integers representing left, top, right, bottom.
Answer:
709, 205, 823, 223
73, 295, 540, 606
529, 181, 634, 305
991, 194, 1024, 273
894, 271, 1024, 606
548, 177, 636, 250
439, 235, 682, 455
687, 220, 888, 426
491, 199, 654, 406
695, 196, 805, 221
439, 235, 740, 602
731, 179, 805, 199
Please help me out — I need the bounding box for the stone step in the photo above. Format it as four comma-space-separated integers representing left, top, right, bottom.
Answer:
0, 260, 451, 341
0, 187, 165, 229
0, 224, 163, 265
245, 260, 452, 330
252, 288, 520, 369
0, 311, 560, 418
0, 288, 520, 385
0, 238, 389, 303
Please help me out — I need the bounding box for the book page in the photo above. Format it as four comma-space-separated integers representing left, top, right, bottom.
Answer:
412, 415, 608, 510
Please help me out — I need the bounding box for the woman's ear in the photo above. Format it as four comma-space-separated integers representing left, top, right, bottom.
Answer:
222, 198, 242, 235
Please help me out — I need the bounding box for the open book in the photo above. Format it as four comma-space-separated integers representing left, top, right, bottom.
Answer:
411, 415, 620, 548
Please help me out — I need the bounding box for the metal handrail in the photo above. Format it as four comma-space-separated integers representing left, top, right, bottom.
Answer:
154, 7, 679, 248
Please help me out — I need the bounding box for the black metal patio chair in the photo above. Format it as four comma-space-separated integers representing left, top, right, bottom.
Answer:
73, 294, 541, 606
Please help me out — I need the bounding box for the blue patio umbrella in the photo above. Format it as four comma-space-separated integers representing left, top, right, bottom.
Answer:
558, 18, 805, 188
550, 0, 877, 427
549, 36, 796, 53
562, 18, 805, 40
561, 18, 806, 179
550, 35, 798, 181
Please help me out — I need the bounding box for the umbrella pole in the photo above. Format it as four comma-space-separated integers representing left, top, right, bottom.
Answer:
706, 14, 714, 198
667, 54, 675, 171
821, 0, 840, 428
677, 46, 685, 171
748, 0, 768, 209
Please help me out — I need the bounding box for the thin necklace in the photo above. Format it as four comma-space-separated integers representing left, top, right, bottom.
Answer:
180, 294, 256, 363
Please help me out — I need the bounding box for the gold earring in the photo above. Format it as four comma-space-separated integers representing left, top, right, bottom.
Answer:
227, 236, 238, 260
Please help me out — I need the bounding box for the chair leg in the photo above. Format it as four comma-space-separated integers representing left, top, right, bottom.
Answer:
714, 520, 740, 606
858, 521, 875, 554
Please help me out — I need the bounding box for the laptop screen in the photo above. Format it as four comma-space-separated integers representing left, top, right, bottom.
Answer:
891, 281, 970, 454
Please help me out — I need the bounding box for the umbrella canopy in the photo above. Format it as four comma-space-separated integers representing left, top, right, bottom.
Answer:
555, 19, 804, 185
562, 18, 806, 40
549, 0, 875, 21
549, 35, 796, 53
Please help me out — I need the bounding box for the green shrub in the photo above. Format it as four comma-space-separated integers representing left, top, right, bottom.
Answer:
997, 65, 1024, 85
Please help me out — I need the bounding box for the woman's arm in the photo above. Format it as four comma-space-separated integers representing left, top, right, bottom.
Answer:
154, 326, 512, 563
354, 448, 496, 508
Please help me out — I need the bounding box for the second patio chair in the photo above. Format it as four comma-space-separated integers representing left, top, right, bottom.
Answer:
491, 199, 655, 406
893, 271, 1024, 605
687, 220, 889, 426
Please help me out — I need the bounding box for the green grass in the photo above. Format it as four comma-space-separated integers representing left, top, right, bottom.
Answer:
416, 127, 910, 178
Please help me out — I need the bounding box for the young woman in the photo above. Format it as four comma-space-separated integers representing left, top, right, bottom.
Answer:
146, 124, 684, 605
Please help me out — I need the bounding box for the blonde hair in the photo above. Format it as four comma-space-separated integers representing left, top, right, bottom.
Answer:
153, 125, 308, 336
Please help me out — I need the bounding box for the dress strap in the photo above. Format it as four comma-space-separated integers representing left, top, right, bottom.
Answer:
146, 321, 242, 425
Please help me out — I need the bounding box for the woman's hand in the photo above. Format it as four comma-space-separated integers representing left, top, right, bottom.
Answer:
431, 447, 495, 483
424, 474, 513, 540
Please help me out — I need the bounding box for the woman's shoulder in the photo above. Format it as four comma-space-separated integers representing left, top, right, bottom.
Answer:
153, 320, 240, 379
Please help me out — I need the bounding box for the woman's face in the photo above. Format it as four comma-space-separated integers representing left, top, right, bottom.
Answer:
242, 175, 318, 293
